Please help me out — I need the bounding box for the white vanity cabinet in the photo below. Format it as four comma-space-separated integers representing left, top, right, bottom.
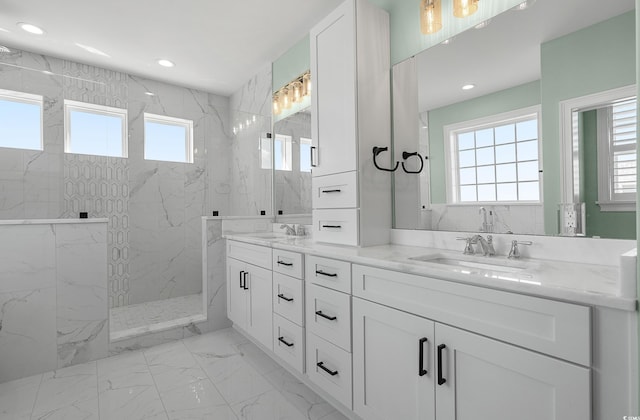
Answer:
272, 249, 306, 374
310, 0, 391, 247
352, 265, 592, 420
226, 241, 273, 351
305, 255, 354, 409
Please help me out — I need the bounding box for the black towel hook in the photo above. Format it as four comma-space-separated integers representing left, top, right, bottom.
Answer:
372, 147, 399, 172
401, 151, 425, 174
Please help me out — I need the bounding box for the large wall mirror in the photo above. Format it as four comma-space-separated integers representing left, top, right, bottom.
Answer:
272, 108, 312, 217
392, 0, 636, 239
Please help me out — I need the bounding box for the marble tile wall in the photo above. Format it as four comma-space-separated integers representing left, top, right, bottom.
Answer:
0, 221, 108, 384
0, 48, 233, 308
228, 63, 274, 216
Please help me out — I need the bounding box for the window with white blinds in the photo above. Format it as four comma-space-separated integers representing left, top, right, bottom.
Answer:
597, 97, 637, 210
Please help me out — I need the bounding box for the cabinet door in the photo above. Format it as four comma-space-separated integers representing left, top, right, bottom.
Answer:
435, 324, 591, 420
353, 298, 435, 420
227, 258, 247, 329
310, 0, 357, 177
246, 264, 273, 351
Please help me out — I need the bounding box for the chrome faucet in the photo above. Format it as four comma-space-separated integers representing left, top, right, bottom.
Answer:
472, 234, 495, 256
508, 240, 532, 259
280, 224, 296, 235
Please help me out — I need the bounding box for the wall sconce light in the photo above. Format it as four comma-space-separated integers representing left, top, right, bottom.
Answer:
420, 0, 442, 34
453, 0, 479, 18
272, 70, 311, 115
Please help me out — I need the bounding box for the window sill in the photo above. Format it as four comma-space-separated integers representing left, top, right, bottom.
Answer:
596, 201, 636, 212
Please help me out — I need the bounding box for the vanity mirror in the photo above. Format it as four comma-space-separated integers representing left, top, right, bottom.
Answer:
272, 107, 312, 217
392, 0, 636, 239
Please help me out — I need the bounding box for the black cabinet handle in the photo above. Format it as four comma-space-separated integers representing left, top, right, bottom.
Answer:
242, 272, 249, 290
311, 146, 317, 167
277, 260, 293, 267
239, 270, 245, 289
419, 337, 428, 377
321, 189, 342, 193
315, 270, 337, 278
277, 293, 294, 302
437, 344, 447, 385
317, 361, 338, 376
315, 310, 337, 321
278, 337, 294, 347
321, 225, 342, 229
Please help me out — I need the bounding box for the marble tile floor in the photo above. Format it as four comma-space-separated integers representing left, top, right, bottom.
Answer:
110, 294, 205, 341
0, 327, 349, 420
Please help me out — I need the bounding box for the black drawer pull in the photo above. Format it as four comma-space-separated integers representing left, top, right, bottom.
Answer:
277, 260, 293, 267
277, 293, 294, 302
321, 189, 342, 193
315, 270, 338, 278
317, 361, 338, 376
278, 336, 294, 347
419, 337, 428, 376
315, 310, 337, 321
242, 271, 249, 290
437, 344, 447, 385
239, 270, 245, 289
321, 224, 342, 229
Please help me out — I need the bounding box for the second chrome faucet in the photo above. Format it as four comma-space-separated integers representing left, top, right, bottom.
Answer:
458, 234, 495, 256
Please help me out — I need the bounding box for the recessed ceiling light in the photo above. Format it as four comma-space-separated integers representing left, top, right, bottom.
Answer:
462, 84, 476, 90
157, 59, 175, 68
41, 70, 54, 75
475, 20, 490, 29
441, 38, 453, 45
144, 91, 155, 96
75, 43, 110, 57
18, 22, 45, 35
0, 45, 10, 53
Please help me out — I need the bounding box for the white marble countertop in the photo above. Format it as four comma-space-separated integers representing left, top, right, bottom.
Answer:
0, 218, 109, 225
224, 233, 637, 311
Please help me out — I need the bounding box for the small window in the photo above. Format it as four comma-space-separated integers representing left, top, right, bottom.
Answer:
274, 134, 292, 171
597, 97, 637, 211
445, 107, 541, 203
64, 100, 127, 158
0, 89, 43, 151
144, 113, 193, 163
300, 137, 312, 172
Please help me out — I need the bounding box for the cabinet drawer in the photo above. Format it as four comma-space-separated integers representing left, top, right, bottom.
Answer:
272, 249, 304, 279
313, 209, 358, 246
352, 264, 592, 366
273, 314, 305, 374
306, 255, 351, 294
227, 240, 272, 269
306, 332, 352, 410
306, 283, 351, 352
312, 172, 357, 209
273, 272, 304, 326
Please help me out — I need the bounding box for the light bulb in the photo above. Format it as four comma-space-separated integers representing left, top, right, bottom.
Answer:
453, 0, 479, 18
420, 0, 442, 34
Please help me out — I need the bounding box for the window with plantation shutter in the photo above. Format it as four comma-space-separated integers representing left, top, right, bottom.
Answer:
597, 97, 637, 211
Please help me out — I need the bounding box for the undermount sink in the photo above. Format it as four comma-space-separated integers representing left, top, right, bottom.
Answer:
248, 232, 288, 239
409, 254, 528, 274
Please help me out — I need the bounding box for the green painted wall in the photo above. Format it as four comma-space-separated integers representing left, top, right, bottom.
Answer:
581, 110, 636, 239
272, 35, 310, 93
428, 80, 541, 203
540, 11, 636, 234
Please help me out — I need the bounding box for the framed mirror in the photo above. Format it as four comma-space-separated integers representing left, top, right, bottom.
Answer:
392, 0, 636, 239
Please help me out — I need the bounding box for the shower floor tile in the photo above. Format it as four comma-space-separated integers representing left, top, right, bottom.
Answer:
110, 294, 205, 341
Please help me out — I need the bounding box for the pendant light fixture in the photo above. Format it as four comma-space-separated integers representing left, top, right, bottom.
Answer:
453, 0, 479, 18
272, 70, 312, 115
420, 0, 442, 34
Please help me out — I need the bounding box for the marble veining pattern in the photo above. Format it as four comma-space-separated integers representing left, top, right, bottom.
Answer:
0, 328, 349, 420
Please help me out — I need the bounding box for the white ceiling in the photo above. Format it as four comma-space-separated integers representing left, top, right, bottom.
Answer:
0, 0, 343, 96
417, 0, 635, 111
